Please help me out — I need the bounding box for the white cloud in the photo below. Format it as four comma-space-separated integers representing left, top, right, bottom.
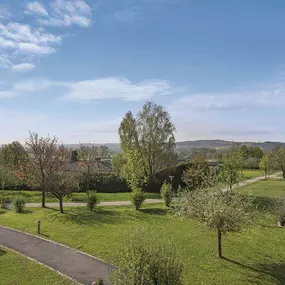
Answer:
0, 56, 11, 68
25, 0, 92, 27
13, 79, 54, 92
0, 90, 18, 99
26, 2, 49, 16
64, 77, 171, 101
11, 63, 36, 72
0, 22, 61, 57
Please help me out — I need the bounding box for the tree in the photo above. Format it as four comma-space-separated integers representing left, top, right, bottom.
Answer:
175, 186, 255, 258
121, 150, 145, 190
78, 145, 110, 191
0, 164, 15, 208
260, 154, 270, 179
182, 153, 213, 191
111, 228, 183, 285
112, 153, 126, 176
70, 150, 79, 162
46, 171, 78, 213
220, 145, 243, 190
271, 147, 285, 178
119, 102, 176, 183
20, 132, 68, 208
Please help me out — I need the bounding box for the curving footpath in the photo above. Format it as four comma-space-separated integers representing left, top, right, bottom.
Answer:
0, 226, 114, 285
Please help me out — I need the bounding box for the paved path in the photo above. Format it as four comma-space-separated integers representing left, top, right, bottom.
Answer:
0, 226, 114, 285
25, 198, 162, 208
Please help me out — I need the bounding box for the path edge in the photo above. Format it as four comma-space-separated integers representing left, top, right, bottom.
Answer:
1, 245, 83, 285
0, 225, 115, 268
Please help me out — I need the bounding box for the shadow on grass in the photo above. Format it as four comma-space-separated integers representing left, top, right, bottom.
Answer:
223, 257, 285, 284
0, 248, 7, 256
140, 208, 167, 216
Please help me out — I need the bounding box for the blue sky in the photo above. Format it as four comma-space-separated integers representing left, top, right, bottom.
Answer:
1, 0, 285, 144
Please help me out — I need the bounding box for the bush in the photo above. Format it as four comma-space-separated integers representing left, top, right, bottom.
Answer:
95, 278, 104, 285
13, 196, 26, 213
86, 191, 99, 212
111, 228, 183, 285
160, 181, 172, 207
131, 189, 146, 210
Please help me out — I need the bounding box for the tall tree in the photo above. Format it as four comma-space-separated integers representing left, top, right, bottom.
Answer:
260, 154, 270, 179
271, 147, 285, 178
1, 141, 28, 169
20, 133, 68, 208
112, 153, 126, 176
119, 102, 176, 183
220, 145, 243, 190
175, 186, 255, 258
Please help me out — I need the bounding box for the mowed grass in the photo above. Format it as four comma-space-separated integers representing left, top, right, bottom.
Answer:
0, 247, 74, 285
239, 179, 285, 198
242, 169, 266, 179
1, 181, 285, 285
2, 190, 161, 203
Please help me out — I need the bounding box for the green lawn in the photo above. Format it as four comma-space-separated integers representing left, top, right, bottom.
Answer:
0, 247, 74, 285
2, 190, 161, 203
242, 169, 266, 179
0, 193, 285, 284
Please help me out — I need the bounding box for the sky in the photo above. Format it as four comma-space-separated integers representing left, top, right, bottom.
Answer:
1, 0, 285, 144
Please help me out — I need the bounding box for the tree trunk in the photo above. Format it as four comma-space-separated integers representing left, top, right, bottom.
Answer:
59, 197, 64, 213
42, 191, 46, 208
283, 170, 285, 179
217, 229, 222, 258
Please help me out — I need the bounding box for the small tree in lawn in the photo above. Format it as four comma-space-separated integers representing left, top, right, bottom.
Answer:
175, 186, 255, 258
260, 154, 270, 179
0, 164, 16, 208
220, 145, 243, 190
271, 147, 285, 179
46, 171, 78, 213
122, 150, 146, 210
160, 181, 172, 207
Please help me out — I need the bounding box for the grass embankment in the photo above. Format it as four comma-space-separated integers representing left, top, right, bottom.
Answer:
1, 179, 285, 284
0, 247, 74, 285
242, 169, 266, 179
2, 191, 161, 203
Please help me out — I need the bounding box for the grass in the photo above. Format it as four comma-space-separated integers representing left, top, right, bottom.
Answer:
0, 247, 74, 285
242, 169, 266, 179
1, 185, 285, 284
2, 190, 161, 204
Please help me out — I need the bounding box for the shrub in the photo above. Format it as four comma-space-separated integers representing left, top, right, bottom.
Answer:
131, 189, 146, 210
86, 191, 99, 212
160, 181, 172, 207
95, 278, 104, 285
13, 196, 26, 213
111, 228, 183, 285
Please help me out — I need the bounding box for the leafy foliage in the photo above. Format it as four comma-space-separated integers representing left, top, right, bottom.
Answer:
86, 191, 99, 211
111, 228, 183, 285
119, 102, 176, 183
220, 145, 243, 189
131, 188, 146, 210
182, 154, 214, 191
273, 198, 285, 226
260, 154, 270, 179
160, 181, 172, 207
12, 195, 26, 213
271, 147, 285, 178
175, 185, 255, 258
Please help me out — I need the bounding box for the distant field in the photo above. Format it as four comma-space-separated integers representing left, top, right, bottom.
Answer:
2, 190, 161, 204
0, 248, 74, 285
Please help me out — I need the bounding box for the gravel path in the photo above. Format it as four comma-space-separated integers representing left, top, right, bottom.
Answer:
25, 198, 162, 208
0, 226, 114, 285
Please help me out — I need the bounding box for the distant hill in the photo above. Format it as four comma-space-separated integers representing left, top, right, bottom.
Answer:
65, 140, 285, 153
176, 140, 285, 152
